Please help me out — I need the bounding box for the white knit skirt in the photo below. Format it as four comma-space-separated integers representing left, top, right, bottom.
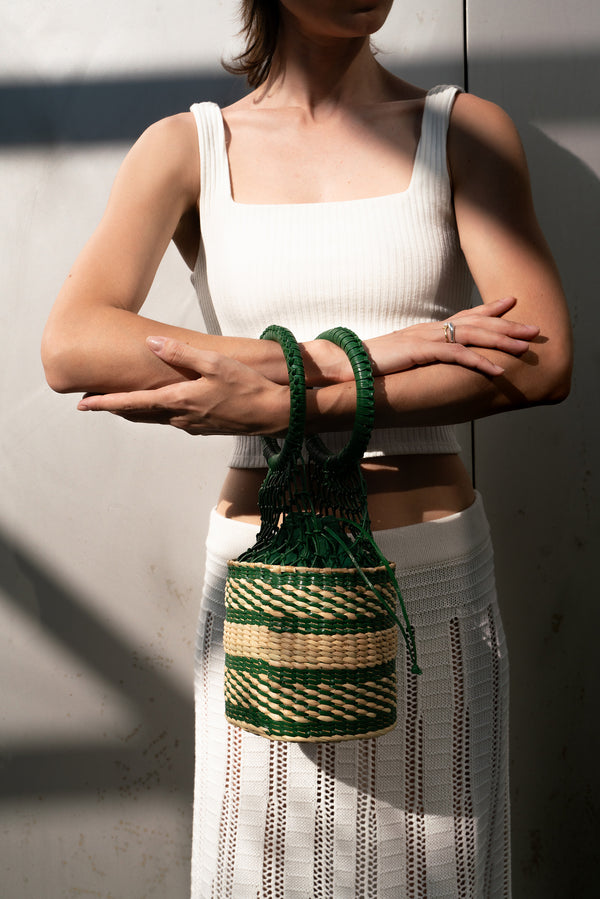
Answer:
191, 493, 510, 898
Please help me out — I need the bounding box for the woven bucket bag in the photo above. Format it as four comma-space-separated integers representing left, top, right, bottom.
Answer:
224, 325, 420, 742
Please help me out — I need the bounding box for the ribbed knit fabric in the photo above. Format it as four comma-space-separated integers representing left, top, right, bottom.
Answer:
191, 497, 511, 898
190, 85, 473, 467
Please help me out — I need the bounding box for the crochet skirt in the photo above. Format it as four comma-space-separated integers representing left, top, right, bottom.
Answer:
191, 493, 511, 898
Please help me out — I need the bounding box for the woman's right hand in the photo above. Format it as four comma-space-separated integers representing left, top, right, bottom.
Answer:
306, 296, 539, 384
77, 338, 290, 437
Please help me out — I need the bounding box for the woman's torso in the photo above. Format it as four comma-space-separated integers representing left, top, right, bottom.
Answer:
177, 83, 476, 528
216, 455, 474, 529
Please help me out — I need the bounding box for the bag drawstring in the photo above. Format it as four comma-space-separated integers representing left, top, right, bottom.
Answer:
322, 520, 421, 676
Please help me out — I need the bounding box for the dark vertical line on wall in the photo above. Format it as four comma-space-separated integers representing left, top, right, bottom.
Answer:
463, 1, 476, 487
462, 0, 470, 93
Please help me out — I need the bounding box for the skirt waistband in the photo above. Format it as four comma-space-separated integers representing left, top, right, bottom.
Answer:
373, 491, 490, 570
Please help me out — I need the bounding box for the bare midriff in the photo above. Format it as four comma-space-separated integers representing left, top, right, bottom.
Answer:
215, 453, 475, 530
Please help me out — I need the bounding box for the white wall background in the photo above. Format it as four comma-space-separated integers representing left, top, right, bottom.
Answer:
0, 1, 597, 896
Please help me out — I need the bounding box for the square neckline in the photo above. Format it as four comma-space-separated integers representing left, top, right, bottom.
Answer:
210, 87, 440, 210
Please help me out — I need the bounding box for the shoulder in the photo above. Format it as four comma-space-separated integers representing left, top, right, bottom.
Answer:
448, 92, 529, 188
134, 112, 198, 159
137, 112, 198, 160
447, 93, 539, 239
121, 112, 200, 203
450, 92, 524, 149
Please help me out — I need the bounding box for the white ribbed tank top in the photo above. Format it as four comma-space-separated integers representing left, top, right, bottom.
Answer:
190, 85, 473, 467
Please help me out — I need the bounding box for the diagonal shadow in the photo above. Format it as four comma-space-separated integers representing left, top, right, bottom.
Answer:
0, 51, 598, 146
0, 71, 246, 145
0, 530, 194, 799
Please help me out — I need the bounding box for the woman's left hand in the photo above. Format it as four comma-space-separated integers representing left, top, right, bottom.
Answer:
77, 337, 289, 436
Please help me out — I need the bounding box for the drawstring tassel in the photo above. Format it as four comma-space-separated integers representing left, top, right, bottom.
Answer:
322, 521, 422, 676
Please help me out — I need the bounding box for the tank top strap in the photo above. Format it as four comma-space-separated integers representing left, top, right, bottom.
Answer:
189, 101, 232, 212
411, 84, 462, 199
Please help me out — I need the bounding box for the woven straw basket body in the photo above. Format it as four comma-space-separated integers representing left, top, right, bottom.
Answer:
224, 561, 399, 741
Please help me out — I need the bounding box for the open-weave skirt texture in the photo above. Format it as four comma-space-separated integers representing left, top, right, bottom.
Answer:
191, 493, 511, 899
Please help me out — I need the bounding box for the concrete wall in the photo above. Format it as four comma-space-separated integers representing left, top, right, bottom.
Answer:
0, 1, 597, 896
468, 1, 600, 894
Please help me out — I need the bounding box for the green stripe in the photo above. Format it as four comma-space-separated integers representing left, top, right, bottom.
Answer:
225, 653, 396, 687
228, 561, 392, 589
225, 705, 396, 740
225, 663, 396, 740
226, 576, 397, 634
225, 605, 394, 634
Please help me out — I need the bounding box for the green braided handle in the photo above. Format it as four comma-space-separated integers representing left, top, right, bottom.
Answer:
306, 327, 375, 471
259, 325, 306, 472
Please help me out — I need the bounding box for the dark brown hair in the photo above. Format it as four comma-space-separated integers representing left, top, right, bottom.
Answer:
222, 1, 281, 88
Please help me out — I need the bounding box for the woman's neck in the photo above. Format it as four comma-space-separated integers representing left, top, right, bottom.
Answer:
261, 30, 392, 117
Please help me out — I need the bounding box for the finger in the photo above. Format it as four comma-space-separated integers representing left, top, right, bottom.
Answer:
467, 321, 538, 342
443, 324, 534, 354
411, 342, 505, 376
470, 317, 539, 336
461, 296, 517, 318
110, 410, 176, 424
444, 346, 505, 376
108, 408, 204, 428
146, 336, 220, 374
438, 316, 539, 343
78, 386, 176, 412
461, 297, 539, 331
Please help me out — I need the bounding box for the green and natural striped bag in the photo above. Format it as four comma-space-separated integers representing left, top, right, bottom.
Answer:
224, 325, 420, 742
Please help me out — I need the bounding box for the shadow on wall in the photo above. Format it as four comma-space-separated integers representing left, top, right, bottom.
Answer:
0, 531, 194, 801
0, 72, 247, 144
0, 51, 598, 145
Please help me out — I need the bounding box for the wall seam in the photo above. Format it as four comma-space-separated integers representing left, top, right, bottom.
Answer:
463, 0, 477, 488
463, 0, 470, 93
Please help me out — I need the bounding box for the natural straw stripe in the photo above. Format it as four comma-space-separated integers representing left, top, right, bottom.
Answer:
224, 622, 398, 669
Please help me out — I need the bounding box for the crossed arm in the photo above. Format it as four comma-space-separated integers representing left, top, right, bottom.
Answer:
41, 95, 572, 436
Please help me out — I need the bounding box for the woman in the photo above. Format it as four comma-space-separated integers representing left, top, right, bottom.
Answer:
42, 1, 572, 896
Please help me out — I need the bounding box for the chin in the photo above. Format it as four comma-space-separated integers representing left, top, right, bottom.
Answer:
339, 1, 394, 32
280, 0, 394, 39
